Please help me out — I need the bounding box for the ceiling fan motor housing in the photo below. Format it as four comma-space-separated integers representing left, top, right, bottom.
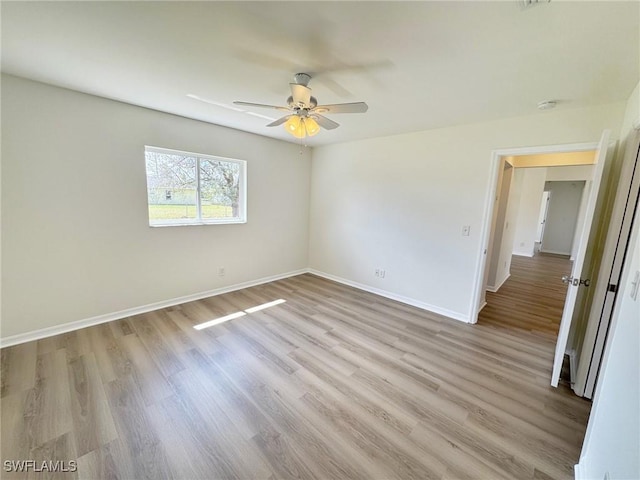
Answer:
293, 73, 312, 86
287, 95, 317, 110
233, 71, 367, 134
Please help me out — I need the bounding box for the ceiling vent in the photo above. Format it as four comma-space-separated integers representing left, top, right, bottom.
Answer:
537, 100, 557, 110
523, 0, 551, 7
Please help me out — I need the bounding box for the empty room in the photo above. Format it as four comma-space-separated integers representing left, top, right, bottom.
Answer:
2, 2, 639, 480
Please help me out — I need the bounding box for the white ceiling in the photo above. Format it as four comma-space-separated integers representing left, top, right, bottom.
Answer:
2, 1, 638, 146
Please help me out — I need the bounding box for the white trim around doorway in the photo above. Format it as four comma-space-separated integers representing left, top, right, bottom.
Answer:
469, 141, 599, 324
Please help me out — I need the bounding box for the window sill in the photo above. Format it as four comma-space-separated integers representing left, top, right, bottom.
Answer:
149, 219, 246, 227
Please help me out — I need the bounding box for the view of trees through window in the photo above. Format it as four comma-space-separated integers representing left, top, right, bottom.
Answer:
145, 148, 245, 225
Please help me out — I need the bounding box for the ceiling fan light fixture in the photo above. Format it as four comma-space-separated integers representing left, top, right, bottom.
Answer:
305, 117, 320, 136
234, 73, 368, 138
284, 115, 306, 138
283, 115, 320, 138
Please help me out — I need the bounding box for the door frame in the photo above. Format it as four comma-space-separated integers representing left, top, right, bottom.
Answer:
469, 141, 599, 324
574, 131, 640, 397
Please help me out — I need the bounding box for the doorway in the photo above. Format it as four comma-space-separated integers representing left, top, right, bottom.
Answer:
470, 135, 614, 392
474, 148, 598, 314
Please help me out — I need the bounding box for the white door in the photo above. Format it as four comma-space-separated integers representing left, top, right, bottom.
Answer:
535, 191, 551, 244
575, 130, 640, 397
551, 130, 611, 387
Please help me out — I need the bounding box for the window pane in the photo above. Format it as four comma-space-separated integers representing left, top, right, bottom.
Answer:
145, 152, 197, 224
199, 159, 241, 220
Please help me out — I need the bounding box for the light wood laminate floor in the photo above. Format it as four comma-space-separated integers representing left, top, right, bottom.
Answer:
2, 257, 590, 479
480, 253, 573, 338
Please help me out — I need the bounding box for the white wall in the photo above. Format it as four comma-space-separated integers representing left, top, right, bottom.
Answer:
576, 79, 640, 480
547, 166, 595, 260
541, 181, 586, 256
489, 164, 521, 291
487, 163, 517, 291
309, 102, 624, 321
512, 168, 548, 256
546, 165, 594, 182
577, 203, 640, 480
512, 166, 595, 257
1, 75, 312, 340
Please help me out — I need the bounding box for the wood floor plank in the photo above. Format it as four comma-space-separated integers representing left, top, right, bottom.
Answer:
1, 391, 35, 472
83, 324, 119, 384
129, 312, 185, 378
104, 375, 174, 479
166, 367, 273, 480
290, 347, 418, 436
402, 352, 585, 446
117, 335, 174, 407
211, 345, 370, 480
300, 386, 445, 480
67, 354, 118, 457
408, 420, 514, 480
1, 253, 589, 479
28, 350, 74, 446
1, 341, 37, 397
76, 439, 136, 480
28, 432, 78, 480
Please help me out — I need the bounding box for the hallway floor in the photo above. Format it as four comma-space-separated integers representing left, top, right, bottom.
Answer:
480, 253, 572, 340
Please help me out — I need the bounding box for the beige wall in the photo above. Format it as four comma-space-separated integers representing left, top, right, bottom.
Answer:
309, 102, 625, 321
1, 75, 312, 340
1, 73, 633, 341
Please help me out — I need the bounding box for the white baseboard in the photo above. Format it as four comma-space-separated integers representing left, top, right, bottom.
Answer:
308, 268, 469, 323
540, 248, 571, 256
0, 269, 308, 348
573, 461, 585, 480
478, 301, 488, 312
486, 273, 510, 293
2, 267, 472, 348
512, 251, 534, 258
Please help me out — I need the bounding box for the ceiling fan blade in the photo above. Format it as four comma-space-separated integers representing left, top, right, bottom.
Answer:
313, 102, 369, 114
233, 101, 290, 112
311, 114, 340, 130
290, 84, 312, 106
314, 76, 352, 98
266, 115, 293, 127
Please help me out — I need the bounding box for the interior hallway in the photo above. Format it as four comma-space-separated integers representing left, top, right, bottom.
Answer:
479, 253, 573, 339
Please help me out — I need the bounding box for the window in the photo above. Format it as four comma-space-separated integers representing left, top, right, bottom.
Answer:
144, 146, 246, 226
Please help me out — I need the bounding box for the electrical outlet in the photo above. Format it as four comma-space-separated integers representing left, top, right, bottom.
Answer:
380, 270, 385, 278
375, 269, 380, 277
218, 267, 225, 276
462, 225, 471, 236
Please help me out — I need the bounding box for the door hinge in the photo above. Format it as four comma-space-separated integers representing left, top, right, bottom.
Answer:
607, 283, 618, 293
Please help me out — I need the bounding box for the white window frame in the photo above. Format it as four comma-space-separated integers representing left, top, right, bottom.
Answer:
145, 146, 247, 227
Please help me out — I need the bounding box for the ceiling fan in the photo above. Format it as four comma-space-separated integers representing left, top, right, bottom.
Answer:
234, 73, 368, 138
